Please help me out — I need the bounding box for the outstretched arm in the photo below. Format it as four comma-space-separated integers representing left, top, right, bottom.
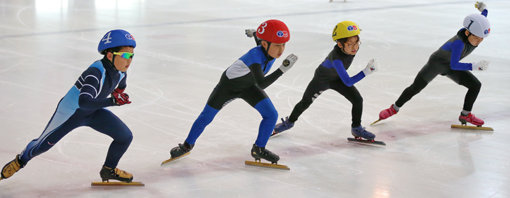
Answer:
323, 59, 364, 87
249, 54, 298, 89
245, 29, 261, 46
249, 64, 283, 89
475, 1, 488, 17
449, 40, 473, 71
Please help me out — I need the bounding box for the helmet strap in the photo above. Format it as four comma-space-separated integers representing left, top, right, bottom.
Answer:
261, 40, 272, 59
337, 40, 348, 55
266, 42, 272, 56
111, 55, 120, 71
106, 52, 119, 71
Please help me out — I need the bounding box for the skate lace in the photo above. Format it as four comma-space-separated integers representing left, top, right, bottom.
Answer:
5, 162, 19, 174
282, 117, 293, 127
467, 113, 481, 121
179, 143, 192, 152
387, 106, 397, 114
261, 148, 275, 157
114, 168, 132, 178
356, 127, 367, 134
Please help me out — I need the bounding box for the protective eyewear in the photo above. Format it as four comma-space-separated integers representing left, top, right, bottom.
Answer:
113, 52, 134, 59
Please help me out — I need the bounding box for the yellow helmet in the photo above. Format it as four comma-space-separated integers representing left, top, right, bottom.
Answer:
332, 21, 360, 41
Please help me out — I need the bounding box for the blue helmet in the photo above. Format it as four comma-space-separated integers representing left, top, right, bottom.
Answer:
98, 29, 136, 54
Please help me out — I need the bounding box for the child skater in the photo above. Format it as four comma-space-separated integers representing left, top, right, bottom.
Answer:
168, 19, 298, 164
273, 21, 379, 141
1, 29, 137, 183
376, 2, 490, 127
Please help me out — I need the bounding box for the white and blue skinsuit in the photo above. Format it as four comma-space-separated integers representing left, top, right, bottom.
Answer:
184, 45, 283, 148
18, 58, 132, 169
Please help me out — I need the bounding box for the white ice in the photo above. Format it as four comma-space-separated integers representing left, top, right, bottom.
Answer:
1, 0, 509, 197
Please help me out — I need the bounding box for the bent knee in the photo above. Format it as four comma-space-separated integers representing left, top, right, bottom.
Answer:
471, 79, 482, 90
352, 95, 363, 105
265, 109, 278, 121
116, 131, 133, 144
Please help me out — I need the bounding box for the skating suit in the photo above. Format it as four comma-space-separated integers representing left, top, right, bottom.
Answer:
395, 9, 488, 111
395, 27, 484, 111
19, 58, 133, 168
288, 45, 367, 127
184, 46, 283, 147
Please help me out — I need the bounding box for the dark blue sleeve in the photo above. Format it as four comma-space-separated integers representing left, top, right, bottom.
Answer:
323, 59, 365, 87
78, 68, 114, 110
481, 9, 488, 17
449, 40, 473, 71
118, 73, 127, 89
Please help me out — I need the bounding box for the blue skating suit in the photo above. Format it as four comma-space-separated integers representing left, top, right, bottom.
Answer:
184, 46, 283, 148
19, 58, 132, 169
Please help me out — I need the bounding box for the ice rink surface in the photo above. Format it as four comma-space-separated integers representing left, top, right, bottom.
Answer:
1, 0, 509, 197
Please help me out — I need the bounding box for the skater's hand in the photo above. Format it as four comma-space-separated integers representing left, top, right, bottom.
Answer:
279, 54, 298, 73
362, 58, 377, 76
111, 88, 131, 105
473, 60, 489, 71
475, 1, 487, 12
245, 29, 256, 38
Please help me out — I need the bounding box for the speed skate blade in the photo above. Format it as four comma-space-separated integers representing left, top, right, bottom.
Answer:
91, 181, 144, 186
347, 137, 386, 146
270, 130, 283, 137
161, 152, 190, 166
451, 124, 493, 131
244, 160, 290, 170
370, 119, 381, 126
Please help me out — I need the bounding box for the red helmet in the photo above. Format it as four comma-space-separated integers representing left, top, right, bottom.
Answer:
256, 19, 290, 44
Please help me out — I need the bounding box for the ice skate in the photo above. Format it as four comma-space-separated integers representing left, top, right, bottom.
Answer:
161, 142, 194, 165
1, 154, 24, 180
99, 166, 133, 182
372, 105, 398, 125
272, 117, 294, 137
245, 144, 289, 170
459, 113, 484, 126
91, 166, 143, 186
348, 126, 385, 145
351, 126, 375, 140
251, 144, 279, 163
451, 113, 493, 131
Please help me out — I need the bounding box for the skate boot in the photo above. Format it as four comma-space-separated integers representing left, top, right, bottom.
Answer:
170, 142, 194, 159
1, 154, 25, 180
351, 126, 376, 141
251, 144, 279, 164
272, 117, 294, 136
379, 104, 398, 120
100, 166, 133, 183
459, 113, 484, 126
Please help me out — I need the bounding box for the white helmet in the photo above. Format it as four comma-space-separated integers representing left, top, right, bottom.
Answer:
463, 13, 490, 38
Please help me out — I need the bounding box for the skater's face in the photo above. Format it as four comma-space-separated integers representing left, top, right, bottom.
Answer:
465, 30, 483, 46
262, 41, 286, 59
107, 46, 134, 72
338, 36, 360, 55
